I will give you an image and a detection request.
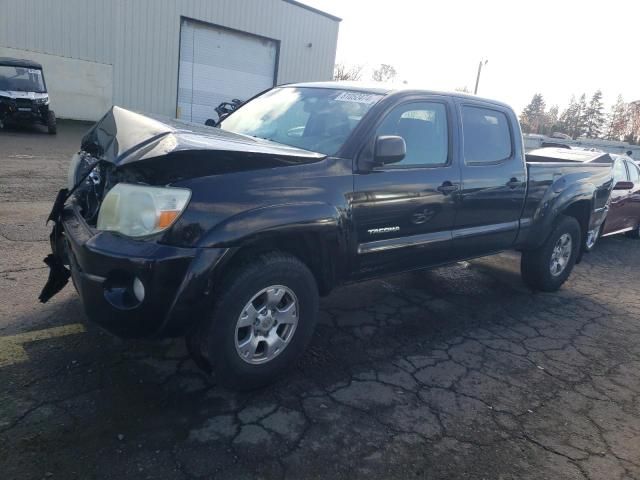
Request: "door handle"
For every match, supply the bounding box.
[506,178,522,189]
[437,181,458,195]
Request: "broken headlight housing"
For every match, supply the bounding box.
[97,183,191,237]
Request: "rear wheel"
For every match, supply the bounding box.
[521,215,581,292]
[189,252,319,390]
[47,110,57,135]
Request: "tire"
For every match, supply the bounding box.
[47,110,57,135]
[204,118,216,127]
[521,215,581,292]
[191,252,319,390]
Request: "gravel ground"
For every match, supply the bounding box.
[1,122,640,480]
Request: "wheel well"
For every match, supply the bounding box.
[213,232,340,296]
[561,200,591,261]
[562,200,590,239]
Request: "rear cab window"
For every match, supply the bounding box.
[461,105,513,164]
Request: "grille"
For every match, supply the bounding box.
[15,98,35,110]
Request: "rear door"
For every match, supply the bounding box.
[451,101,527,257]
[351,97,461,277]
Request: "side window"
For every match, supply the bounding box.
[626,161,639,183]
[461,106,512,164]
[613,160,628,183]
[375,102,448,167]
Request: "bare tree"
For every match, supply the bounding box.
[371,64,397,83]
[333,63,363,81]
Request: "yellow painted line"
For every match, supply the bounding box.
[0,323,86,368]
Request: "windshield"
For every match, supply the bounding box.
[0,65,46,93]
[219,87,384,155]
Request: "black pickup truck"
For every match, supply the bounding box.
[41,83,614,389]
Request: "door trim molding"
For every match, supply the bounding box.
[357,220,520,255]
[601,226,634,237]
[358,231,451,254]
[451,220,519,239]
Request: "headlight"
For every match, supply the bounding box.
[97,183,191,237]
[34,97,49,105]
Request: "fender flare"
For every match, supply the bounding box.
[525,182,597,251]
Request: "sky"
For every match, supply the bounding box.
[304,0,640,114]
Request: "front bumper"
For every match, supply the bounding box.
[0,100,47,124]
[42,201,227,338]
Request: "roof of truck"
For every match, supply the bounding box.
[285,81,513,109]
[0,57,43,69]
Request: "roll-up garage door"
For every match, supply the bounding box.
[177,19,278,124]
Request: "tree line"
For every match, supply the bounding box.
[520,92,640,144]
[334,63,398,83]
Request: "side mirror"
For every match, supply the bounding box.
[374,135,406,166]
[613,180,634,191]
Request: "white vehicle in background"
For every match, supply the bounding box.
[0,57,56,134]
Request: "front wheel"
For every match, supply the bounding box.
[521,215,581,292]
[191,252,319,390]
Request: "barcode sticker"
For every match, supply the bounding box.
[334,92,382,105]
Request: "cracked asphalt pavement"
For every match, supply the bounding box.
[1,123,640,480]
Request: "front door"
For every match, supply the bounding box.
[351,98,461,277]
[452,102,527,257]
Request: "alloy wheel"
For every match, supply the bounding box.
[234,285,299,365]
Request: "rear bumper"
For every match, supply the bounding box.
[52,205,227,338]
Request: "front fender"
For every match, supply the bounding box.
[197,202,344,247]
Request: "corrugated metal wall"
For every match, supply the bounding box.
[0,0,339,119]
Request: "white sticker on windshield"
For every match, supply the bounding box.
[334,92,382,105]
[28,69,39,74]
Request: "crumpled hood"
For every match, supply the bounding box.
[80,106,326,167]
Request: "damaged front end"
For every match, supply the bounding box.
[38,105,324,338]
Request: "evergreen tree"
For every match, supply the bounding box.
[604,95,628,141]
[583,90,605,138]
[519,93,546,133]
[559,96,580,138]
[574,94,588,139]
[545,105,560,136]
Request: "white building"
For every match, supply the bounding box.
[0,0,340,122]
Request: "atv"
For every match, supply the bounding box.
[0,57,56,134]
